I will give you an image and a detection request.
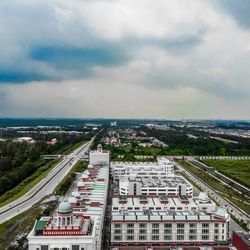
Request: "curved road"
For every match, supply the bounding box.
[0,139,93,224]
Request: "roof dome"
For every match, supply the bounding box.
[58,201,72,213]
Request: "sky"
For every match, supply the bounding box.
[0,0,250,119]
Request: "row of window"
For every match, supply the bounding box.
[114,223,223,229]
[113,234,223,241]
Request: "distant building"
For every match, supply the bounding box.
[14,137,36,144]
[232,231,250,250]
[110,121,117,126]
[89,144,110,166]
[46,138,57,145]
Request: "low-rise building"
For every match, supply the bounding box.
[111,157,174,181]
[119,175,193,197]
[111,208,230,248]
[89,144,110,166]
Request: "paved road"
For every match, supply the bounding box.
[175,161,249,233]
[0,139,93,224]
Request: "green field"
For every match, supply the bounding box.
[201,159,250,188]
[177,160,250,214]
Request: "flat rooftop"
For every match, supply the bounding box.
[121,175,191,188]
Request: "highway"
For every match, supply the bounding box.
[0,139,93,224]
[175,161,249,233]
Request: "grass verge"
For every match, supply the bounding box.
[54,160,87,196]
[63,141,86,155]
[177,160,250,215]
[0,159,59,208]
[0,200,57,250]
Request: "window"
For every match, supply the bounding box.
[139,229,147,234]
[152,229,159,234]
[214,229,219,234]
[72,246,79,250]
[164,235,172,240]
[189,235,197,240]
[127,229,134,234]
[152,223,159,228]
[202,229,209,234]
[189,229,196,234]
[152,235,159,240]
[127,223,134,228]
[177,223,184,228]
[139,223,146,228]
[164,229,172,234]
[164,223,172,228]
[189,223,197,228]
[202,235,209,240]
[177,235,184,240]
[127,235,134,240]
[139,235,147,240]
[202,223,209,228]
[177,229,184,234]
[114,223,122,228]
[214,235,219,240]
[114,229,122,234]
[214,223,219,228]
[114,235,122,241]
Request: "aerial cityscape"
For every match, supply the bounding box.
[0,0,250,250]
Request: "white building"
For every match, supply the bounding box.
[111,157,174,181]
[119,175,193,197]
[111,208,230,248]
[110,157,231,249]
[28,161,109,250]
[89,144,110,166]
[112,192,216,213]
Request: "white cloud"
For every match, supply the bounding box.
[0,0,250,118]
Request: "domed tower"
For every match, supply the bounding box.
[97,144,103,152]
[57,201,73,226]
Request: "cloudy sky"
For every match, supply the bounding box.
[0,0,250,119]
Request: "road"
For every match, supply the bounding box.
[175,161,249,233]
[0,139,93,224]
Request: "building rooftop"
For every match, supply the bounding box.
[121,175,191,188]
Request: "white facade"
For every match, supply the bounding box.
[111,208,230,245]
[111,157,174,180]
[119,175,193,196]
[89,146,110,166]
